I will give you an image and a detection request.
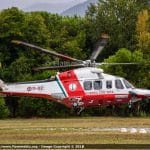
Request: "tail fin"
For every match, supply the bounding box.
[0,79,5,91]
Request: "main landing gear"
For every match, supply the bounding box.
[72,106,85,116]
[71,98,85,115]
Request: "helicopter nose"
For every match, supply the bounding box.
[131,88,150,99]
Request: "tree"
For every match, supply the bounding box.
[23,12,50,45]
[0,7,25,66]
[0,97,10,118]
[85,0,147,59]
[136,9,150,88]
[18,98,71,118]
[47,16,87,60]
[102,48,145,87]
[136,0,150,9]
[136,9,150,59]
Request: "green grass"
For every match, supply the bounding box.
[0,117,149,144]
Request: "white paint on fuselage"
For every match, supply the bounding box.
[4,80,63,96]
[132,88,150,96]
[74,67,131,96]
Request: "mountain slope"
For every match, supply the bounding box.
[23,0,85,14]
[61,0,98,16]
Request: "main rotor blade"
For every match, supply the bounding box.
[12,40,82,62]
[90,34,109,61]
[33,64,85,71]
[96,62,138,66]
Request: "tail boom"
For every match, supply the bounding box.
[0,79,65,100]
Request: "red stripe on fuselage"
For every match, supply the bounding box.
[58,70,85,97]
[82,94,131,107]
[0,91,54,100]
[0,91,72,108]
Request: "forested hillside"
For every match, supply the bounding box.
[0,0,149,118]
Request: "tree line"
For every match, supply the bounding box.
[0,0,149,118]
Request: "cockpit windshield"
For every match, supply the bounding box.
[123,79,134,89]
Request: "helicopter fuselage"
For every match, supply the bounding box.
[0,67,150,111]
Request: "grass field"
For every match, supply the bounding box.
[0,117,150,144]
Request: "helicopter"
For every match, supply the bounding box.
[0,35,150,114]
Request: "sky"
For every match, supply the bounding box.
[0,0,87,11]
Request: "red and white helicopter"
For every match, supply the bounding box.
[0,35,150,114]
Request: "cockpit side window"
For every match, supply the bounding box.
[94,81,102,90]
[115,79,124,89]
[123,79,133,88]
[106,80,112,89]
[84,81,92,90]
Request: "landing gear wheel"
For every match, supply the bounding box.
[72,107,85,116]
[132,101,140,116]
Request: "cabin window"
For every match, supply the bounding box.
[106,80,112,89]
[115,79,124,89]
[94,81,102,90]
[84,81,92,90]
